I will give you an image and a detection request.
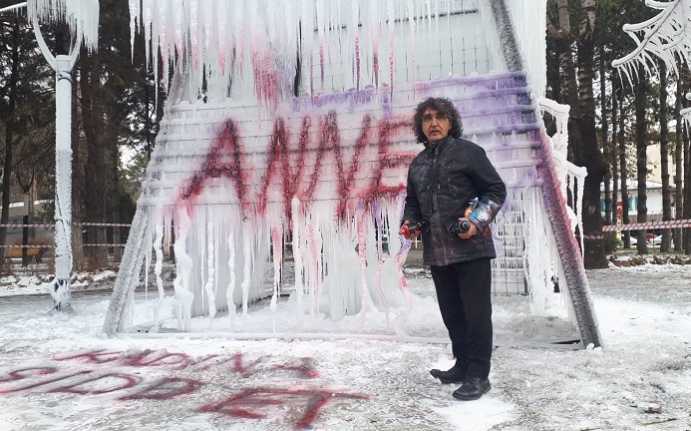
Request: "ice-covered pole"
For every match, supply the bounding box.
[26,0,100,311]
[51,55,74,310]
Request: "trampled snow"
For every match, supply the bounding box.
[1,265,690,430]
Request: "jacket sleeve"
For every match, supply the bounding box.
[402,166,422,225]
[466,146,507,231]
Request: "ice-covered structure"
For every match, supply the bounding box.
[613,0,691,120]
[612,0,690,80]
[104,0,600,347]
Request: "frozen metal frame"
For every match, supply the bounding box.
[613,0,690,82]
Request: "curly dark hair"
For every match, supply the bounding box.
[412,97,463,144]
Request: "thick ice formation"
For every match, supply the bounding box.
[28,0,100,51]
[613,0,691,82]
[105,0,599,346]
[127,0,547,103]
[105,72,583,335]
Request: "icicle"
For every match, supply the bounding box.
[356,203,374,314]
[30,0,100,52]
[144,226,151,303]
[391,194,413,306]
[387,0,395,92]
[407,0,417,81]
[314,221,324,316]
[199,209,207,310]
[240,220,252,315]
[129,0,140,61]
[352,1,360,89]
[270,225,283,313]
[204,217,217,322]
[161,0,174,92]
[371,200,389,323]
[304,213,321,315]
[291,197,304,314]
[151,0,160,109]
[153,222,165,331]
[173,210,194,331]
[143,0,152,72]
[226,229,237,324]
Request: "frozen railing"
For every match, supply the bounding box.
[538,98,587,256]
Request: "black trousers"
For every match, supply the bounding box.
[431,258,493,380]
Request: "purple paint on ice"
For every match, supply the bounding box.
[291,85,391,113]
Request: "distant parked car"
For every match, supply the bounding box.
[629,234,665,247]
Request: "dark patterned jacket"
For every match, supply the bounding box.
[402,136,507,266]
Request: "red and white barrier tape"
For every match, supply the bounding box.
[602,219,691,232]
[0,244,52,249]
[0,222,131,229]
[0,243,126,249]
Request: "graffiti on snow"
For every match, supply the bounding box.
[0,349,367,429]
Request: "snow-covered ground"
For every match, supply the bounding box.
[0,270,117,297]
[0,265,690,430]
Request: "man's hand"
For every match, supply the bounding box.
[400,220,421,239]
[456,219,478,240]
[457,207,477,240]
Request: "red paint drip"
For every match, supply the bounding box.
[355,35,361,89]
[389,47,395,95]
[258,117,312,219]
[361,119,415,205]
[177,120,250,218]
[337,115,372,217]
[303,112,344,204]
[252,50,280,108]
[373,50,379,87]
[319,44,326,88]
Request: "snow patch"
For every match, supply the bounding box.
[0,270,117,297]
[434,397,516,431]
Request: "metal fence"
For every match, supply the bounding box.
[0,221,130,275]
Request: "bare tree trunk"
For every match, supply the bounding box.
[674,70,684,252]
[72,68,84,270]
[79,56,107,268]
[635,67,648,255]
[685,114,691,254]
[577,0,607,268]
[0,16,21,263]
[619,92,630,248]
[611,82,619,227]
[659,62,672,252]
[600,46,611,228]
[546,32,562,102]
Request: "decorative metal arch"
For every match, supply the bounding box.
[613,0,691,82]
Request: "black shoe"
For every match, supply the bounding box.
[430,362,466,384]
[452,378,491,401]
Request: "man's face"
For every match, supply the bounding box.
[421,108,452,142]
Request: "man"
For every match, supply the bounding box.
[401,97,506,401]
